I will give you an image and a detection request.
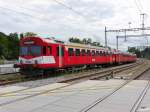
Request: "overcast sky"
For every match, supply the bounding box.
[0,0,150,51]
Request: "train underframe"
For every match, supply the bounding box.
[19,61,134,76]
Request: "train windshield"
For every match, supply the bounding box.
[20,46,41,56]
[20,46,28,56]
[30,46,41,56]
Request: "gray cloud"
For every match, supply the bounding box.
[0,0,150,51]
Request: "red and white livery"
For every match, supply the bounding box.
[16,36,137,75]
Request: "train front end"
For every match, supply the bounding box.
[16,36,56,75]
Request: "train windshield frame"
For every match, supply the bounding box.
[20,46,41,56]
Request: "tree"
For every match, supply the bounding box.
[68,37,103,47]
[91,42,102,47]
[24,32,37,37]
[141,48,150,59]
[7,33,19,59]
[128,47,137,53]
[69,37,81,44]
[0,32,9,59]
[69,37,74,43]
[82,38,87,44]
[128,47,141,58]
[87,38,92,44]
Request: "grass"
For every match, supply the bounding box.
[0,60,4,64]
[0,73,24,82]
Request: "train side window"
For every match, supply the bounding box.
[68,48,74,56]
[107,52,109,56]
[106,52,109,56]
[103,51,105,56]
[43,46,46,55]
[87,50,90,56]
[92,50,95,56]
[107,52,109,55]
[56,46,64,56]
[75,49,80,56]
[103,52,106,56]
[96,51,99,56]
[100,51,102,56]
[110,52,112,56]
[48,46,52,54]
[81,49,86,56]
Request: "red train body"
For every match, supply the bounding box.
[16,36,137,75]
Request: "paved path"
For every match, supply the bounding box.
[0,79,149,112]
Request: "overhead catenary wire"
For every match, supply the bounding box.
[0,6,36,19]
[134,0,143,13]
[0,1,105,46]
[0,6,57,23]
[52,0,85,18]
[51,0,105,44]
[52,0,102,24]
[136,0,144,12]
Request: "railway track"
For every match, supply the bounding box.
[60,61,145,83]
[0,62,142,86]
[0,61,148,107]
[130,68,150,112]
[130,81,150,112]
[79,64,150,112]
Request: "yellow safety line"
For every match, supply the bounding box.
[0,85,120,97]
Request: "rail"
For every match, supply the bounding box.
[79,64,150,112]
[0,62,146,107]
[60,62,142,83]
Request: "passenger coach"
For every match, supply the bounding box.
[16,36,137,75]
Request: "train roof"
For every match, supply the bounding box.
[21,36,136,55]
[64,42,108,50]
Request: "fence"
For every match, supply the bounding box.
[0,64,19,74]
[0,60,17,65]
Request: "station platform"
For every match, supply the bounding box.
[0,79,149,112]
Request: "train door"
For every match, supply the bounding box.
[112,53,116,64]
[109,52,113,64]
[81,49,87,65]
[87,49,91,65]
[106,51,109,64]
[67,47,74,66]
[115,53,119,64]
[56,45,64,68]
[75,49,80,65]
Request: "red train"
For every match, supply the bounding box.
[16,36,137,75]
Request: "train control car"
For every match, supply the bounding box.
[15,36,137,75]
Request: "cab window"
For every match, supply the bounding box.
[30,46,41,56]
[20,46,28,56]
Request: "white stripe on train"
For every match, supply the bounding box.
[19,56,56,64]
